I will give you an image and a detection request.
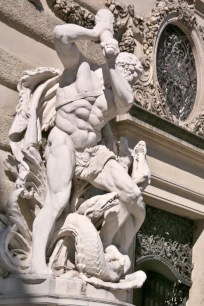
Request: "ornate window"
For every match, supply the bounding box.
[134,206,193,306]
[135,206,193,286]
[156,24,197,121]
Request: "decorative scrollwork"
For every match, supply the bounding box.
[136,206,193,286]
[106,0,131,31]
[182,110,204,137]
[143,0,197,59]
[119,26,135,53]
[157,24,197,121]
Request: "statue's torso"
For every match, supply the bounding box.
[55,62,114,151]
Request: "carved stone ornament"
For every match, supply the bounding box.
[157,24,197,121]
[136,206,193,287]
[2,9,151,294]
[105,0,144,53]
[133,0,204,136]
[47,0,95,28]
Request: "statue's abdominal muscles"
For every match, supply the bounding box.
[55,65,113,151]
[56,94,114,151]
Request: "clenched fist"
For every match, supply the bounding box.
[101,38,120,58]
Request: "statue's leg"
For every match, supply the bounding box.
[28,127,75,275]
[92,159,145,255]
[116,195,146,252]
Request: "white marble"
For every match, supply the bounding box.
[2,8,150,294]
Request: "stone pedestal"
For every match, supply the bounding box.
[0,276,133,306]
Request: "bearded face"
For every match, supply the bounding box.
[116,52,143,85]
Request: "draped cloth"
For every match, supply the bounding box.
[9,67,61,163]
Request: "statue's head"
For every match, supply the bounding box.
[95,9,114,28]
[116,52,143,85]
[133,141,147,155]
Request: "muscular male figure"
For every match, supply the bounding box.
[29,9,145,275]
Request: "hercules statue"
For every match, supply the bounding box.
[27,9,145,275]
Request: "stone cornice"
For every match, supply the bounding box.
[146,173,204,218]
[0,0,64,48]
[144,185,204,220]
[114,111,204,219]
[151,173,204,204]
[0,47,34,90]
[117,107,204,157]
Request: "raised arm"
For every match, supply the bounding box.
[53,9,114,69]
[107,53,134,115]
[53,24,98,69]
[53,24,100,45]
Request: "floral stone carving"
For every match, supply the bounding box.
[2,9,151,291]
[136,206,193,286]
[105,0,144,53]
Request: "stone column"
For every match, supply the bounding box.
[188,220,204,306]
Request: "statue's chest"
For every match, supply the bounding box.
[76,69,103,95]
[56,66,104,110]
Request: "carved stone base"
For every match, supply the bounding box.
[0,276,132,306]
